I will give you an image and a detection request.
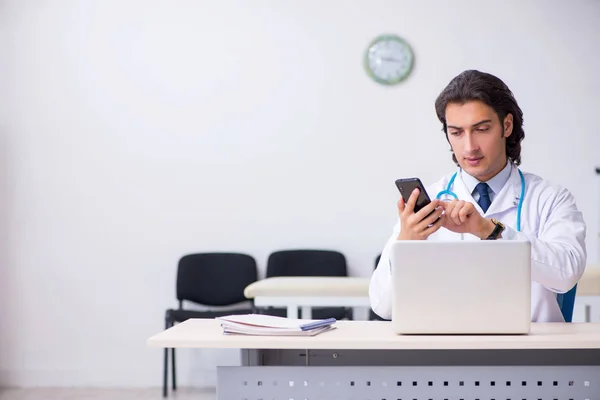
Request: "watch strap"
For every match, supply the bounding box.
[485,218,505,240]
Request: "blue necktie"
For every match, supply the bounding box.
[475,182,491,213]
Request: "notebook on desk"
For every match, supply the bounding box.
[390,240,531,335]
[217,314,337,336]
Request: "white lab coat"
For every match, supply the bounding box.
[369,164,587,322]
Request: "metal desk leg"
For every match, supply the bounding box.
[286,305,299,319]
[301,306,312,319]
[586,304,591,322]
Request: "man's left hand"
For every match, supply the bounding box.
[439,200,495,239]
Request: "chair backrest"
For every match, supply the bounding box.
[556,284,577,323]
[176,253,258,306]
[375,254,381,269]
[266,250,347,277]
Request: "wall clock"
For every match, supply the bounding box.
[364,34,414,85]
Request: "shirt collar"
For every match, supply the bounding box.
[461,160,512,196]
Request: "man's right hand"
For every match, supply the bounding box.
[397,188,445,240]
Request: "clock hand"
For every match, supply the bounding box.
[380,57,404,63]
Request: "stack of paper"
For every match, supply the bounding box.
[216,314,336,336]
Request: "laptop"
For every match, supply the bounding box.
[390,240,531,335]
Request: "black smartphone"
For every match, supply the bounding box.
[395,178,432,213]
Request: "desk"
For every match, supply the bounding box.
[245,269,600,321]
[579,267,600,296]
[577,267,600,322]
[244,277,370,319]
[148,319,600,399]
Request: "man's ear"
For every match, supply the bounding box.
[503,113,514,138]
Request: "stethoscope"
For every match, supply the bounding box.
[435,168,526,232]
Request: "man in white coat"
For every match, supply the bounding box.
[369,70,586,323]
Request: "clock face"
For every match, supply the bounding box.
[364,35,414,85]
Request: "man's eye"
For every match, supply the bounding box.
[476,127,489,132]
[449,131,461,136]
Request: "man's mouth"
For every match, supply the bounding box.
[465,157,483,166]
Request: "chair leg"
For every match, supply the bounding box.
[163,347,168,397]
[172,348,177,391]
[163,315,171,397]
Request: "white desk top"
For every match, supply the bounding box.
[242,267,600,299]
[147,319,600,350]
[244,277,369,299]
[579,266,600,296]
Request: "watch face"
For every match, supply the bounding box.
[491,218,505,229]
[364,34,414,85]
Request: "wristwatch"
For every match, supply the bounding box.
[485,218,505,240]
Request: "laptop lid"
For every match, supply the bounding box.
[390,240,531,334]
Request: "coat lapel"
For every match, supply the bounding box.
[452,164,521,216]
[452,171,483,213]
[485,164,522,216]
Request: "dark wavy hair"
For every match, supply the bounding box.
[434,70,525,166]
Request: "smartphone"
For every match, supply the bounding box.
[395,178,432,213]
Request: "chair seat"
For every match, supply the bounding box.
[369,309,389,321]
[167,307,253,323]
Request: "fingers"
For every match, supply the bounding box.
[439,200,453,215]
[421,204,444,227]
[450,200,465,226]
[439,200,478,231]
[440,201,457,225]
[458,202,474,223]
[422,213,445,236]
[404,188,419,214]
[439,200,471,226]
[414,199,440,222]
[397,197,405,214]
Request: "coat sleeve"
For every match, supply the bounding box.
[369,220,400,320]
[501,186,587,293]
[369,180,447,319]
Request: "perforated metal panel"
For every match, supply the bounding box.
[217,366,599,399]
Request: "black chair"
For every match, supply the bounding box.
[261,249,353,320]
[370,253,388,321]
[163,253,258,397]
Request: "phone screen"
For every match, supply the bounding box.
[395,178,431,213]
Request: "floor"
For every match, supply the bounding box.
[0,388,217,400]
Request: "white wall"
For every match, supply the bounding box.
[1,0,599,388]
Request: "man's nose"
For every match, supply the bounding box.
[464,132,479,153]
